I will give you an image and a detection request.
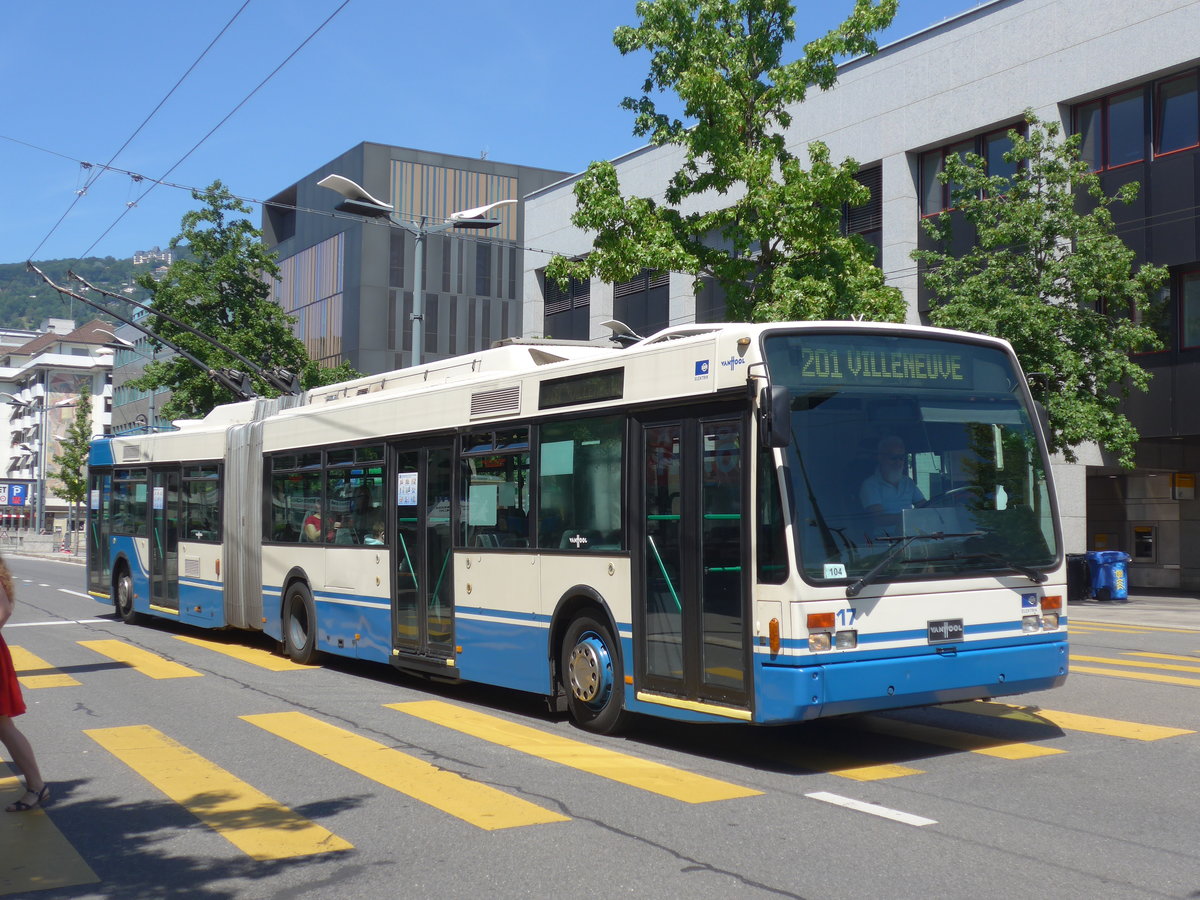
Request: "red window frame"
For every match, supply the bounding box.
[1073,87,1146,172]
[1153,71,1200,159]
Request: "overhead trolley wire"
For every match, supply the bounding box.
[25,0,254,262]
[75,0,351,260]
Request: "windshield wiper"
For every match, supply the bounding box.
[845,531,983,598]
[972,552,1048,584]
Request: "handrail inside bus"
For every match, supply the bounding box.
[647,535,682,613]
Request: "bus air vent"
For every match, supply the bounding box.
[184,557,201,578]
[470,386,521,418]
[121,445,141,462]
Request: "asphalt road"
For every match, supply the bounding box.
[2,555,1198,900]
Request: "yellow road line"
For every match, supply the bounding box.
[388,700,761,802]
[1071,664,1200,688]
[77,640,202,679]
[0,765,98,896]
[173,634,318,671]
[84,725,350,860]
[1073,654,1200,674]
[1125,651,1200,662]
[1071,620,1200,634]
[8,646,80,688]
[944,700,1194,740]
[243,711,567,831]
[860,715,1064,760]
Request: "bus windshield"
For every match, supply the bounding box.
[763,332,1058,586]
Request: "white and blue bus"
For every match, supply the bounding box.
[86,321,1067,733]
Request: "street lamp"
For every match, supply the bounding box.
[317,174,516,366]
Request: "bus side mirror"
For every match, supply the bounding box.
[759,385,792,448]
[1033,400,1051,443]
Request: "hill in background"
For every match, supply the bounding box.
[0,250,198,331]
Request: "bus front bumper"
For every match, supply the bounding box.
[753,638,1069,724]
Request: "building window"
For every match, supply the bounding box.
[1180,270,1200,349]
[919,129,1018,216]
[1155,71,1199,157]
[1074,86,1148,171]
[843,165,882,255]
[542,269,590,340]
[613,269,669,338]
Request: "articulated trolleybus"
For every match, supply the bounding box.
[86,322,1066,733]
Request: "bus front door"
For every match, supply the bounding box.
[391,443,455,665]
[149,468,180,613]
[638,413,750,712]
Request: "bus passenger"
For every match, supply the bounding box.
[302,503,324,542]
[364,521,385,545]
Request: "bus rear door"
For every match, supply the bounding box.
[636,408,751,715]
[390,440,456,667]
[149,466,180,613]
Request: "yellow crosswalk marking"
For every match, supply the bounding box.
[1073,653,1200,675]
[388,700,761,802]
[1071,664,1200,688]
[8,646,80,688]
[85,725,350,860]
[944,700,1194,740]
[787,751,923,781]
[243,711,568,831]
[173,634,318,671]
[78,640,202,679]
[860,715,1064,759]
[0,766,98,896]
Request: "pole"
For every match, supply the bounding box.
[411,218,427,367]
[35,375,46,534]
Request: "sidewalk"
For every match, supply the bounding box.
[1070,590,1200,630]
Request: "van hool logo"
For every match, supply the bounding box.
[720,356,746,369]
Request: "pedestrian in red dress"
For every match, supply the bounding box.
[0,554,49,812]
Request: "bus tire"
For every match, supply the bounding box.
[561,613,629,735]
[115,567,143,625]
[283,583,319,664]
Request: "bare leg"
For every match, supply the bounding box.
[0,715,44,807]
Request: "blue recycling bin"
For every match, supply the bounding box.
[1085,550,1131,602]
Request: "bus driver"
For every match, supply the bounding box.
[860,435,925,516]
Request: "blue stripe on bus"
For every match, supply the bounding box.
[753,637,1068,724]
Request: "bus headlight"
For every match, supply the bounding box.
[1022,615,1040,633]
[809,632,832,652]
[835,630,857,650]
[1041,613,1059,630]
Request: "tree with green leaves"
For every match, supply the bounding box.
[130,180,359,420]
[51,384,92,552]
[912,112,1168,468]
[547,0,905,324]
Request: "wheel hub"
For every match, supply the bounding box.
[568,633,612,707]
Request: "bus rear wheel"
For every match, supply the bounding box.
[283,583,318,664]
[561,613,628,735]
[115,568,142,625]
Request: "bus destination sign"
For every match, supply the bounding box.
[795,345,971,389]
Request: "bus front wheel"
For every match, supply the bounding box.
[561,613,628,735]
[115,568,142,625]
[283,583,318,664]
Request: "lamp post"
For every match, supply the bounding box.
[317,174,515,367]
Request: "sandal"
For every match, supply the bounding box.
[6,784,50,812]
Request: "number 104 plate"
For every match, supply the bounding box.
[928,619,964,643]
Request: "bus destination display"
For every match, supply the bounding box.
[793,344,971,389]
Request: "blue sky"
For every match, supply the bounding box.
[0,0,979,266]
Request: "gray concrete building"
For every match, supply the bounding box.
[522,0,1200,590]
[264,143,568,374]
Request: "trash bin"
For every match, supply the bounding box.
[1085,550,1131,603]
[1065,553,1090,603]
